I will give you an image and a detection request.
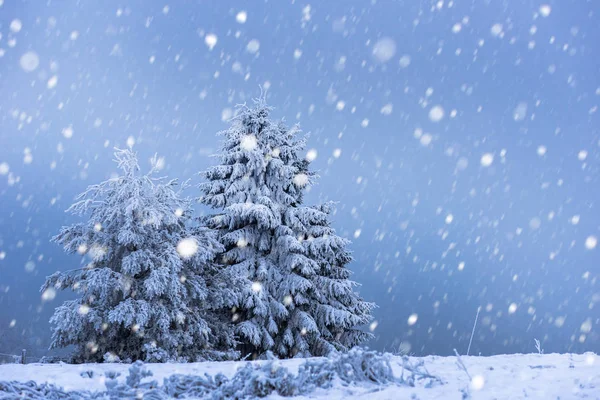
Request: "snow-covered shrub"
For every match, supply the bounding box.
[105,360,162,399]
[162,372,222,398]
[0,348,442,399]
[79,370,94,379]
[397,356,442,388]
[298,347,398,389]
[0,381,77,400]
[42,149,236,363]
[166,348,412,398]
[219,362,299,398]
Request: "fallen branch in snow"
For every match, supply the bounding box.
[0,348,443,399]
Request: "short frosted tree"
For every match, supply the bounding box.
[42,149,235,362]
[199,97,373,358]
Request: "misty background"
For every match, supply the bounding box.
[0,0,598,359]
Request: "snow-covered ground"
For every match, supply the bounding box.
[0,352,598,399]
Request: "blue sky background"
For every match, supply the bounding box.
[0,0,599,358]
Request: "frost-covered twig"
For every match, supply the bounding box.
[534,338,543,354]
[454,349,472,399]
[453,349,472,380]
[467,307,480,356]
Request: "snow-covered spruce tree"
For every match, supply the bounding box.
[42,149,236,362]
[199,98,373,358]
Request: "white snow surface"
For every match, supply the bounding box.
[1,352,598,399]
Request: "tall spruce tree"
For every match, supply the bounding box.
[42,149,235,362]
[199,98,373,358]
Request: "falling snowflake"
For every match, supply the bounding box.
[456,157,469,170]
[47,75,58,89]
[293,173,309,187]
[372,37,396,63]
[177,238,198,259]
[407,313,418,325]
[78,304,90,315]
[246,39,260,54]
[380,103,393,115]
[240,135,258,151]
[539,4,552,17]
[306,149,318,162]
[10,19,22,33]
[62,126,74,139]
[420,133,433,147]
[204,33,218,50]
[529,217,541,230]
[221,108,233,121]
[429,105,445,122]
[537,145,547,156]
[41,288,56,302]
[236,11,247,24]
[251,281,262,292]
[513,102,528,121]
[585,236,597,250]
[580,319,592,333]
[20,51,39,72]
[490,23,503,37]
[471,375,485,390]
[480,153,494,167]
[369,321,378,331]
[398,54,411,68]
